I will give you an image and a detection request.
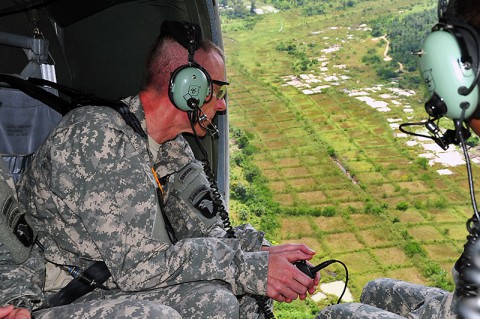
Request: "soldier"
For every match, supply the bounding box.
[17,20,319,319]
[0,157,182,319]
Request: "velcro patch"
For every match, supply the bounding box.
[189,185,216,219]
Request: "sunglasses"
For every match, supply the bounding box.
[212,79,229,100]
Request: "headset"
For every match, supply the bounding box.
[417,0,480,121]
[401,0,480,149]
[163,21,213,112]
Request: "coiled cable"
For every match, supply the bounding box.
[189,111,276,318]
[452,120,480,318]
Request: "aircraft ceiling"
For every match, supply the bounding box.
[0,0,222,99]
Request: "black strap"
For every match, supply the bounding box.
[0,74,75,115]
[48,261,111,307]
[0,74,147,139]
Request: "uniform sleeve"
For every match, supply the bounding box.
[24,113,269,296]
[164,160,269,252]
[0,244,45,310]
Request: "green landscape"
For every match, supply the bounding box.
[220,0,480,317]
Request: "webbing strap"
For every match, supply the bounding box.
[0,74,74,115]
[0,74,147,138]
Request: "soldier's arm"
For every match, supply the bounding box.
[22,114,270,296]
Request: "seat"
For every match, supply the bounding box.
[0,85,61,183]
[0,30,61,183]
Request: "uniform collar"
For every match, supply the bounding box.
[154,135,196,177]
[122,95,148,136]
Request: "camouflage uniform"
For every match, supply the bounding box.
[33,299,182,319]
[0,157,182,318]
[19,95,270,319]
[0,157,45,312]
[2,238,183,319]
[316,278,457,319]
[0,235,45,312]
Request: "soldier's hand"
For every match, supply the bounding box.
[262,243,315,257]
[0,305,31,319]
[264,244,317,303]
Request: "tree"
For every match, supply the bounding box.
[250,0,256,14]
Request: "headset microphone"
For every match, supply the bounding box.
[198,109,219,136]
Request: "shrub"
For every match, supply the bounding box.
[322,206,337,217]
[231,182,248,201]
[396,201,409,211]
[404,241,426,258]
[415,157,429,170]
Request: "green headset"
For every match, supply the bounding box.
[417,0,480,120]
[163,21,213,112]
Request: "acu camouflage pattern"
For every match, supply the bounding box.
[0,157,44,311]
[33,298,182,319]
[316,278,457,319]
[0,224,45,312]
[18,94,270,317]
[155,127,270,251]
[0,239,183,319]
[1,143,181,318]
[71,279,257,319]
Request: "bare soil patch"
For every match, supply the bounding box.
[297,190,328,204]
[408,225,444,242]
[324,233,364,252]
[313,216,347,232]
[372,247,409,266]
[358,229,392,247]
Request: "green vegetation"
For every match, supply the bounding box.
[276,41,319,72]
[222,0,471,317]
[230,126,281,235]
[369,8,438,88]
[371,8,438,71]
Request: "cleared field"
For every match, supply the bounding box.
[223,0,478,312]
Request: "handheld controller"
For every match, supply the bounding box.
[294,259,349,305]
[293,259,339,279]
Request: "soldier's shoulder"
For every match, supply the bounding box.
[64,106,125,129]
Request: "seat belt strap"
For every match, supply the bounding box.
[0,74,74,115]
[26,76,148,138]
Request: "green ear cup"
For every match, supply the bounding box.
[169,65,211,111]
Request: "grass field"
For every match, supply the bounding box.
[222,0,478,315]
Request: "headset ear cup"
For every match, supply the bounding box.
[169,65,211,111]
[418,25,479,119]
